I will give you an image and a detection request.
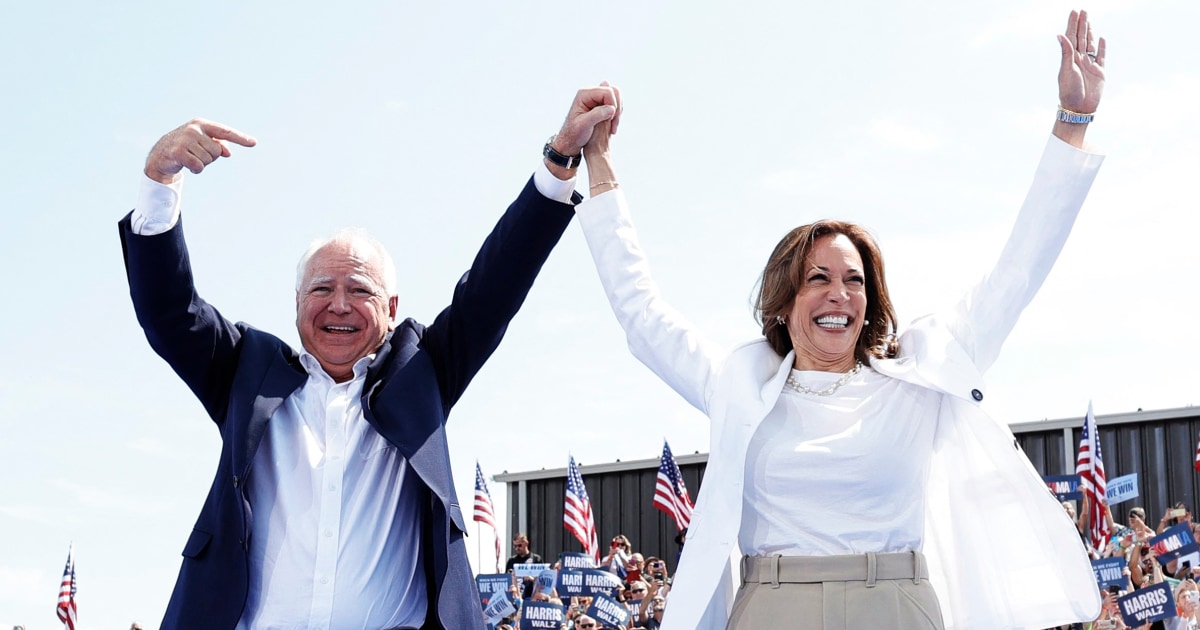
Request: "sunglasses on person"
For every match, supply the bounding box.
[578,624,596,629]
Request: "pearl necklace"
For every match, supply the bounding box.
[784,361,864,396]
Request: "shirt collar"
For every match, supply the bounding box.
[298,351,375,383]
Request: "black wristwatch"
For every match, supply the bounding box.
[543,135,582,170]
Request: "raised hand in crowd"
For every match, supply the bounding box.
[1128,512,1154,541]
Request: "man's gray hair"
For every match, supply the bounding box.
[295,228,398,296]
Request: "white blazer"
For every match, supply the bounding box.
[575,136,1105,630]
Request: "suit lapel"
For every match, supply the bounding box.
[235,350,306,479]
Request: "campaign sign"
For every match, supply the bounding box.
[556,568,623,597]
[476,573,511,607]
[534,569,557,597]
[1106,473,1139,505]
[1044,474,1082,501]
[513,562,551,579]
[520,602,566,630]
[1118,581,1176,626]
[1092,557,1129,591]
[484,590,517,623]
[1150,523,1199,566]
[586,593,632,629]
[560,552,598,569]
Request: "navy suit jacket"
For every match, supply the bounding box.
[119,177,576,630]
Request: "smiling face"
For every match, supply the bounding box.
[296,240,398,382]
[786,233,867,372]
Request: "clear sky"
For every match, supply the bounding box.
[2,0,1198,627]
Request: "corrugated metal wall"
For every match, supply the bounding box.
[498,407,1200,573]
[1017,409,1200,523]
[498,461,705,574]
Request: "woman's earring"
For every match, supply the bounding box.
[775,315,786,326]
[864,320,870,326]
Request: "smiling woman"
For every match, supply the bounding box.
[567,9,1108,630]
[756,220,898,374]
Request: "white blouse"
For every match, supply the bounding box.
[739,366,942,557]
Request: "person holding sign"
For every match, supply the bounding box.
[569,9,1106,630]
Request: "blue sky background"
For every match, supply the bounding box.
[2,0,1198,627]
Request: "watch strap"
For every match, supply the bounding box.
[543,135,583,169]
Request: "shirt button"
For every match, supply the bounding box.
[328,484,337,491]
[971,389,983,401]
[325,529,333,537]
[320,577,328,585]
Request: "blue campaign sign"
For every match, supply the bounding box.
[513,562,551,579]
[556,568,623,597]
[1091,557,1129,590]
[586,593,632,629]
[1118,581,1175,626]
[560,552,597,569]
[579,568,622,596]
[476,573,511,608]
[484,590,517,623]
[1150,523,1200,566]
[1106,473,1139,505]
[520,602,566,630]
[556,569,586,597]
[534,569,557,597]
[1043,474,1082,501]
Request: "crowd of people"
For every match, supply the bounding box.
[489,534,674,629]
[1049,501,1200,630]
[484,500,1200,630]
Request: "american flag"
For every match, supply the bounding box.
[473,462,501,571]
[564,455,599,562]
[1075,402,1110,554]
[653,440,694,531]
[1194,433,1200,473]
[56,544,77,630]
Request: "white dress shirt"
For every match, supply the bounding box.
[740,367,939,557]
[131,160,576,629]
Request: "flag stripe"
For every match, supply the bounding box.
[473,462,502,571]
[653,441,694,531]
[564,455,599,562]
[1075,402,1110,555]
[57,544,77,630]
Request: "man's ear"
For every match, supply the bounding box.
[388,295,399,329]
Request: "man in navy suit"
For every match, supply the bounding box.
[120,84,622,630]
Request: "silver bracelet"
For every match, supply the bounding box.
[1057,106,1095,124]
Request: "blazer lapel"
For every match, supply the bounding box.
[235,350,306,479]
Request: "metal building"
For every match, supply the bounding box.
[1014,405,1200,522]
[494,406,1200,571]
[494,452,707,573]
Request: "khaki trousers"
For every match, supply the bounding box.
[726,552,945,630]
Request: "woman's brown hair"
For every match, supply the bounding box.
[754,220,899,362]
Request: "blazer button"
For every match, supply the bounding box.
[971,389,983,402]
[233,476,240,488]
